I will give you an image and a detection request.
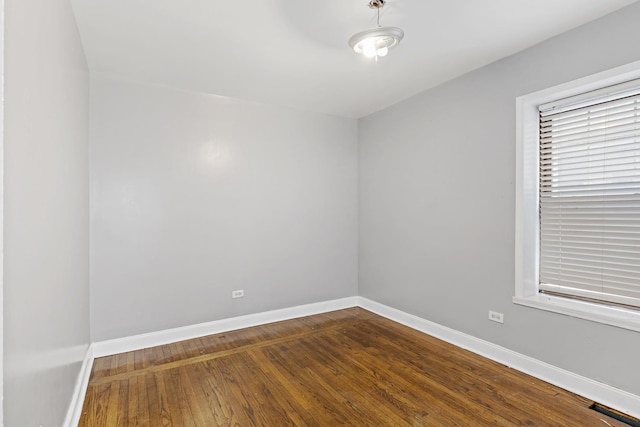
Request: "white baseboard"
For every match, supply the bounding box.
[357,296,640,420]
[63,344,94,427]
[93,297,359,358]
[81,295,640,422]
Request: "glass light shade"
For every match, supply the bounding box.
[362,39,378,58]
[348,27,404,58]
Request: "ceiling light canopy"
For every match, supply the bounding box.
[349,0,404,60]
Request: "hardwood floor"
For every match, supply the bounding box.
[79,308,627,426]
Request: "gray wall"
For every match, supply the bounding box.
[3,0,90,425]
[90,74,358,341]
[359,2,640,395]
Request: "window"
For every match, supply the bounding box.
[515,61,640,332]
[539,80,640,308]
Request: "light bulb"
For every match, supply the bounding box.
[361,39,377,58]
[376,46,388,57]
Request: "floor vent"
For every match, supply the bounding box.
[590,403,640,427]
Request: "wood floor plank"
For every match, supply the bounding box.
[197,360,241,425]
[79,308,629,426]
[89,320,368,387]
[300,334,482,426]
[144,373,163,427]
[357,320,586,425]
[290,337,423,425]
[312,332,511,426]
[131,375,150,427]
[353,317,603,426]
[155,370,177,426]
[246,349,321,426]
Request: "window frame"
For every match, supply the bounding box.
[514,60,640,332]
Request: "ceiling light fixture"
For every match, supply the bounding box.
[348,0,404,60]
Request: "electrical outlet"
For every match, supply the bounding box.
[231,289,244,299]
[489,310,504,324]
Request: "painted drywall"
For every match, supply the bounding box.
[90,74,358,341]
[3,0,90,425]
[358,2,640,395]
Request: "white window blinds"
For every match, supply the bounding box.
[538,80,640,309]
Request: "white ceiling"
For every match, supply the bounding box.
[71,0,637,118]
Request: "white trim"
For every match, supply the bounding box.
[513,295,640,333]
[358,297,640,420]
[518,59,640,110]
[539,77,640,114]
[93,297,359,357]
[515,59,640,332]
[80,296,640,422]
[63,344,94,427]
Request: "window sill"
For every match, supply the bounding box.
[513,294,640,333]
